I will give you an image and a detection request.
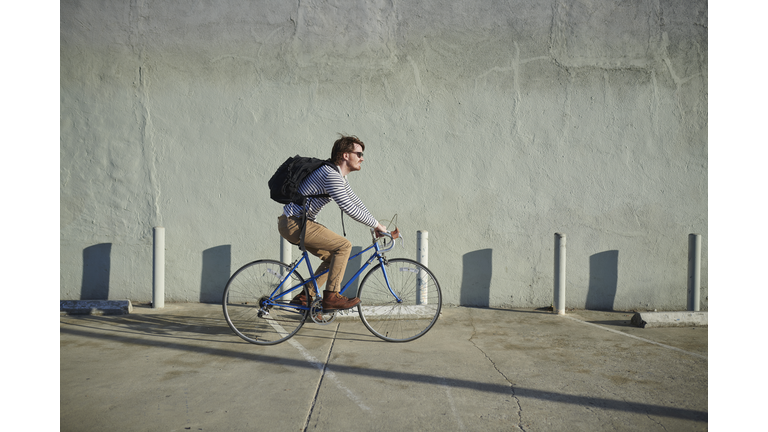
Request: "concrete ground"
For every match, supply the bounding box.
[60,304,707,431]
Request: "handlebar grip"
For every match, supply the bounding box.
[390,227,400,239]
[375,227,400,239]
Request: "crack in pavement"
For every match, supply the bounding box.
[301,327,335,432]
[299,323,370,432]
[468,309,527,432]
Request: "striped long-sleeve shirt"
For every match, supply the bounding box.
[282,164,379,228]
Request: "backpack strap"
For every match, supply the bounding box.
[297,162,347,251]
[299,197,310,252]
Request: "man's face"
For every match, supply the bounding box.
[347,144,364,172]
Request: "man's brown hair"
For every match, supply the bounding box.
[331,135,365,164]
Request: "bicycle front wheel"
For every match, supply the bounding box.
[357,258,442,342]
[222,259,308,345]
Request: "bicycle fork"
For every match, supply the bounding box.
[374,252,403,304]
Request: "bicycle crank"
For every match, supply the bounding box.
[310,298,337,325]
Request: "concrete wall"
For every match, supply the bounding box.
[60,0,708,310]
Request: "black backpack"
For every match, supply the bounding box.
[268,155,336,205]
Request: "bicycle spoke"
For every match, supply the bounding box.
[358,258,442,342]
[222,260,308,345]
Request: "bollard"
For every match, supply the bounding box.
[554,233,566,315]
[687,234,702,312]
[279,236,293,296]
[153,227,165,309]
[280,236,292,265]
[417,231,428,305]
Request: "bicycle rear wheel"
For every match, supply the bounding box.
[357,258,442,342]
[222,259,309,345]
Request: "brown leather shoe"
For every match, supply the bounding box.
[321,290,361,310]
[290,293,311,306]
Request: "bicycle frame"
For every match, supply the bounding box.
[267,237,401,310]
[222,228,441,345]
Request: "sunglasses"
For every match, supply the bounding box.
[349,151,364,158]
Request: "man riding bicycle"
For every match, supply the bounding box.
[277,135,387,311]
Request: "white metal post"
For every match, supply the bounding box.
[687,233,702,312]
[417,231,428,305]
[153,227,165,309]
[554,233,566,315]
[280,236,292,265]
[280,237,292,296]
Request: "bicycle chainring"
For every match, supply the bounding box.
[310,298,336,325]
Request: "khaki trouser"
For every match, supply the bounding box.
[277,215,352,294]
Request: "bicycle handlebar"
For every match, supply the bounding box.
[371,227,403,252]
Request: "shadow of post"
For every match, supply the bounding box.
[81,243,112,300]
[342,246,363,297]
[460,249,493,307]
[586,250,619,310]
[201,245,231,303]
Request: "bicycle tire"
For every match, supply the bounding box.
[222,259,309,345]
[357,258,442,342]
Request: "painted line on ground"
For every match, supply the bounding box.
[440,376,466,431]
[563,315,707,361]
[267,319,371,412]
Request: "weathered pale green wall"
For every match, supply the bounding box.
[60,0,707,310]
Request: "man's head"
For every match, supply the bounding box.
[331,135,365,165]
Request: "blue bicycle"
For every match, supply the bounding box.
[222,229,442,345]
